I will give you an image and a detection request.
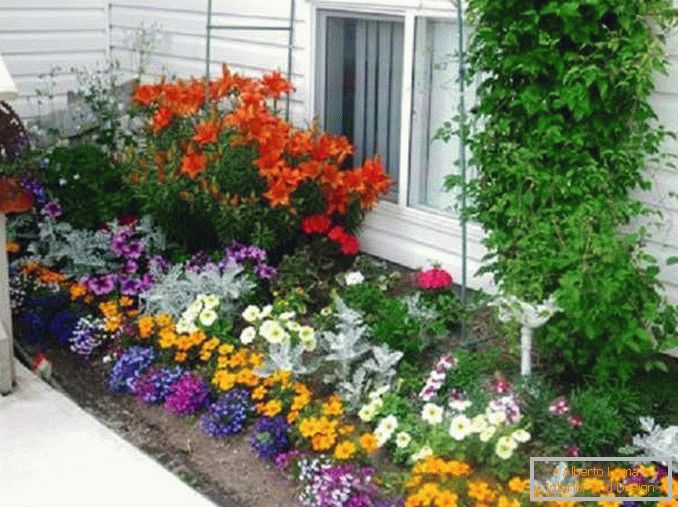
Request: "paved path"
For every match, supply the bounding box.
[0,360,217,507]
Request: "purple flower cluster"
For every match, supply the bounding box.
[21,176,48,207]
[108,346,156,393]
[487,394,522,424]
[225,241,277,280]
[200,388,252,437]
[249,416,291,459]
[163,372,210,416]
[69,317,106,357]
[131,366,183,404]
[300,463,379,507]
[419,354,456,402]
[41,201,62,219]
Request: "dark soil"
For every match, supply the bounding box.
[43,347,301,507]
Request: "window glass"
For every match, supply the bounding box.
[322,15,404,202]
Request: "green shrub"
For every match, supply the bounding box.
[42,143,136,229]
[458,0,678,380]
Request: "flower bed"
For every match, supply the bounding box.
[3,64,678,507]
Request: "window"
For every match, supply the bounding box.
[409,18,465,214]
[317,12,404,201]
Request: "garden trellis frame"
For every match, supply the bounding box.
[204,0,296,121]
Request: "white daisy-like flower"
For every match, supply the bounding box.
[259,320,288,344]
[495,435,518,460]
[448,414,473,441]
[187,299,203,316]
[487,410,507,426]
[345,271,365,286]
[395,431,412,449]
[511,429,531,443]
[320,306,332,317]
[379,415,398,433]
[286,320,302,332]
[298,326,315,342]
[449,399,472,412]
[479,425,497,442]
[421,403,444,425]
[239,326,257,344]
[199,309,218,327]
[369,385,390,400]
[375,427,392,447]
[358,404,377,422]
[301,336,317,352]
[410,445,433,462]
[260,305,273,318]
[242,305,260,323]
[279,311,296,321]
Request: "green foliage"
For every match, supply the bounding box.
[42,143,136,229]
[459,0,678,380]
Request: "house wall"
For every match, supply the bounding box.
[1,0,677,300]
[0,0,109,120]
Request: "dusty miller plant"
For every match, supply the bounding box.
[256,340,316,377]
[139,262,254,319]
[320,297,403,408]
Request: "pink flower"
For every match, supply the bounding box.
[568,415,584,428]
[565,444,580,457]
[417,268,453,290]
[492,378,512,394]
[549,396,570,415]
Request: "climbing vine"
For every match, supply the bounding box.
[458,0,678,380]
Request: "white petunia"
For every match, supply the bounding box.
[201,294,220,310]
[242,305,261,323]
[421,403,444,425]
[239,326,257,345]
[487,410,507,426]
[448,414,473,441]
[345,271,365,286]
[286,320,302,332]
[279,311,296,321]
[369,385,389,400]
[298,326,315,342]
[511,429,531,443]
[495,435,518,460]
[449,399,472,412]
[479,425,497,442]
[260,305,273,318]
[471,414,489,433]
[410,446,433,462]
[320,306,332,317]
[175,319,197,334]
[395,431,412,449]
[358,404,377,422]
[301,336,317,352]
[259,320,288,344]
[375,427,392,447]
[199,309,218,327]
[379,415,398,433]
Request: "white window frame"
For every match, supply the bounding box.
[307,0,493,292]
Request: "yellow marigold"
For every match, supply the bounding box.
[119,296,134,307]
[104,315,122,332]
[99,301,119,318]
[311,433,336,452]
[70,283,87,300]
[127,309,139,318]
[417,483,441,504]
[137,315,155,338]
[497,496,519,507]
[507,477,530,494]
[218,343,235,356]
[212,370,236,391]
[658,501,678,507]
[252,385,267,401]
[322,395,343,416]
[359,432,378,454]
[468,481,497,503]
[443,460,471,477]
[174,351,188,363]
[271,370,293,387]
[435,491,459,507]
[6,241,20,254]
[339,424,355,435]
[333,440,357,460]
[155,313,173,329]
[248,352,264,368]
[638,464,656,479]
[236,368,259,387]
[299,417,321,438]
[405,493,425,507]
[287,411,300,424]
[406,475,423,490]
[158,328,177,348]
[261,399,283,417]
[316,416,338,436]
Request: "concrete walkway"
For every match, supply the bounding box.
[0,360,217,507]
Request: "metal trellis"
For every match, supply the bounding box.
[205,0,296,121]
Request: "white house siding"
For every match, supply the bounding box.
[0,0,109,120]
[1,0,676,301]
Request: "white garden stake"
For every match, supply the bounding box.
[490,294,560,376]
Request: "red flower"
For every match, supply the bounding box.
[180,151,207,179]
[193,122,220,146]
[151,106,173,132]
[327,225,348,243]
[339,235,360,256]
[417,268,453,290]
[568,415,584,428]
[301,215,332,234]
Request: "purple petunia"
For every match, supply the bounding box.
[249,416,291,459]
[121,240,144,260]
[200,388,252,437]
[254,263,277,280]
[84,274,117,296]
[108,346,156,393]
[131,366,184,404]
[164,372,210,416]
[119,277,142,296]
[41,201,62,219]
[300,463,380,507]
